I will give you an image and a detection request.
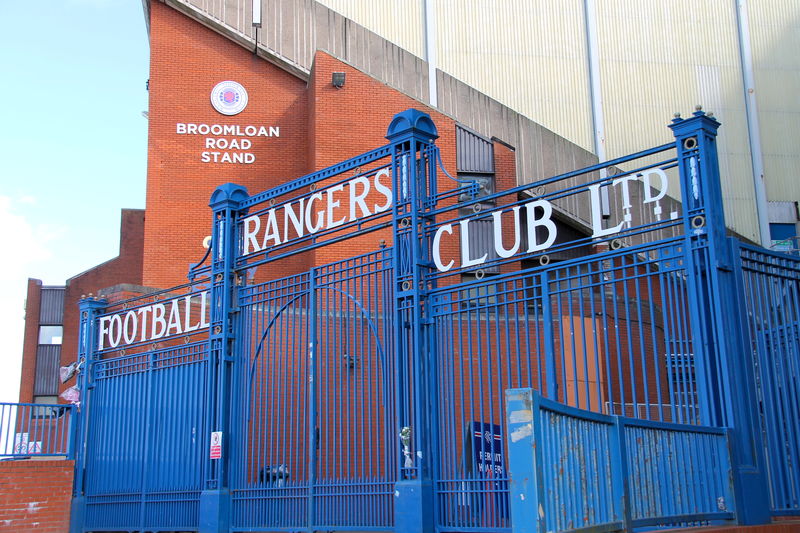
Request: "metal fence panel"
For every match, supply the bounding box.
[624,419,735,527]
[0,402,73,458]
[83,344,208,531]
[230,250,396,530]
[505,389,735,533]
[738,243,800,515]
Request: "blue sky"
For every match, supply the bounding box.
[0,0,149,402]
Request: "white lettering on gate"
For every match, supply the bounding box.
[589,169,677,238]
[240,166,676,272]
[97,291,210,350]
[432,199,559,272]
[243,169,394,256]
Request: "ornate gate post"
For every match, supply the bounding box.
[200,183,249,533]
[69,296,107,533]
[386,109,439,533]
[670,109,771,524]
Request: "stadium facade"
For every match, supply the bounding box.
[11,1,800,532]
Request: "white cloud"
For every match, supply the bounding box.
[0,196,58,403]
[17,195,37,206]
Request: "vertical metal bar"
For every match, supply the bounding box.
[541,272,557,399]
[612,416,633,531]
[671,111,772,524]
[632,261,650,419]
[69,297,106,533]
[306,270,317,530]
[643,266,665,421]
[386,110,439,532]
[587,260,604,415]
[201,183,248,532]
[137,354,151,529]
[608,258,626,415]
[598,262,614,416]
[620,257,638,416]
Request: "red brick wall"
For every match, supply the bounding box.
[18,279,43,403]
[0,460,73,532]
[307,51,460,269]
[144,2,311,288]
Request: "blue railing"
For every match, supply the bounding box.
[505,389,736,532]
[736,241,800,515]
[0,402,74,459]
[69,108,787,531]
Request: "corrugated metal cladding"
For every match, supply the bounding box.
[749,0,800,204]
[34,345,61,396]
[317,0,425,58]
[595,0,759,242]
[39,287,65,325]
[435,0,593,152]
[456,125,494,173]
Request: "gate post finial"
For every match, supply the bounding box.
[209,182,249,210]
[386,108,439,142]
[669,109,724,234]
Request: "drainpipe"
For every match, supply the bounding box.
[735,0,771,246]
[423,0,438,108]
[584,0,610,218]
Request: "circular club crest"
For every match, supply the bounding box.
[210,81,248,116]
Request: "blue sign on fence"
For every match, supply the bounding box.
[469,422,505,477]
[465,421,509,522]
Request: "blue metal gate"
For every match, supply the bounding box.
[69,108,799,532]
[75,282,210,531]
[229,250,397,530]
[737,243,800,515]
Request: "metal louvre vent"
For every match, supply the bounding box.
[456,124,494,174]
[34,345,61,396]
[39,287,65,325]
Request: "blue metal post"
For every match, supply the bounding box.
[669,109,771,524]
[540,273,558,400]
[504,388,543,533]
[611,417,633,532]
[200,183,249,533]
[69,296,107,533]
[386,109,439,533]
